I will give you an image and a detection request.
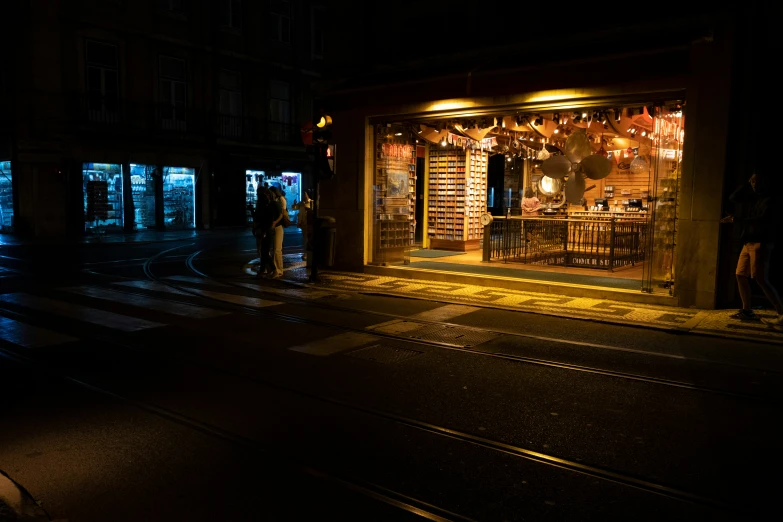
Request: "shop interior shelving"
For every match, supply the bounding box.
[0,167,13,231]
[427,147,487,251]
[373,139,416,264]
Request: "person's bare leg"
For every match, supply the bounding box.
[737,274,753,310]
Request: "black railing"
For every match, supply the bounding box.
[484,217,648,272]
[68,95,301,145]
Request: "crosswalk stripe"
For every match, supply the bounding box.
[0,316,78,348]
[409,304,481,322]
[112,281,282,309]
[0,293,164,332]
[65,286,230,319]
[288,332,379,356]
[114,280,191,295]
[235,282,332,300]
[164,275,230,287]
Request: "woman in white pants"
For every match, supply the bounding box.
[269,186,287,277]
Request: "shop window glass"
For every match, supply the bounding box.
[160,56,187,130]
[270,0,291,44]
[268,172,301,219]
[85,40,119,120]
[246,170,265,223]
[130,164,157,230]
[83,163,124,233]
[0,161,13,232]
[643,105,685,294]
[163,166,196,229]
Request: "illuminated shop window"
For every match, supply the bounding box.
[83,162,124,233]
[0,161,13,232]
[268,172,301,219]
[163,166,196,229]
[245,170,265,222]
[129,164,157,229]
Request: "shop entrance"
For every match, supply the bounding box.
[83,162,124,234]
[0,161,12,233]
[369,104,684,295]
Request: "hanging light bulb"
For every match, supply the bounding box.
[441,136,447,147]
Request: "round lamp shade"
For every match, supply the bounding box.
[538,175,563,196]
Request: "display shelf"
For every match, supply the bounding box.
[374,138,416,255]
[0,161,12,232]
[426,147,486,250]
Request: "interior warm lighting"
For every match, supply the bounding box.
[426,100,475,112]
[553,128,559,134]
[394,132,402,136]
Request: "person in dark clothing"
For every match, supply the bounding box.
[253,186,283,277]
[722,172,782,324]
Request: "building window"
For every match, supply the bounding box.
[310,5,324,59]
[270,0,291,44]
[158,0,185,13]
[159,55,187,130]
[269,80,291,142]
[218,69,242,138]
[221,0,242,30]
[85,40,119,122]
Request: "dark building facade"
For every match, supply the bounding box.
[315,2,781,310]
[0,0,324,238]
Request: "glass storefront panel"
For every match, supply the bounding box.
[368,102,684,293]
[0,161,13,232]
[163,166,196,229]
[130,164,157,229]
[245,170,265,222]
[83,162,123,233]
[268,172,301,219]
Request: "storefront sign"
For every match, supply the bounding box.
[382,144,413,158]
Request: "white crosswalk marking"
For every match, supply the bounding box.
[65,286,230,319]
[0,293,164,332]
[115,280,191,295]
[0,316,78,348]
[288,332,378,356]
[409,304,480,322]
[164,275,230,287]
[112,281,282,309]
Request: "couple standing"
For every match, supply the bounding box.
[253,186,288,278]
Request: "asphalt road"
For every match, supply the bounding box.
[0,229,781,522]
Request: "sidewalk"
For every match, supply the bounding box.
[279,266,783,345]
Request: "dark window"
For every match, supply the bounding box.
[311,5,324,58]
[218,70,242,138]
[159,0,185,13]
[270,0,291,44]
[85,40,119,116]
[221,0,242,30]
[269,81,290,123]
[159,56,187,126]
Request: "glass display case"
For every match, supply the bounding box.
[0,161,13,232]
[130,164,156,229]
[163,166,195,229]
[83,163,124,233]
[245,170,265,222]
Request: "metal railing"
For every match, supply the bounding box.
[483,216,648,272]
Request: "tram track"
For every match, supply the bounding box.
[172,247,783,404]
[0,242,757,518]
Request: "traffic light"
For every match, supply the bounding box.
[313,111,333,180]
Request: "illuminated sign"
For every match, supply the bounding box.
[382,144,413,158]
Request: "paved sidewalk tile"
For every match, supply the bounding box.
[284,270,783,345]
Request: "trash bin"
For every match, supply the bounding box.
[316,216,336,267]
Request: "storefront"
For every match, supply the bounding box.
[245,169,302,222]
[83,162,124,233]
[370,105,685,295]
[0,161,12,233]
[163,166,196,229]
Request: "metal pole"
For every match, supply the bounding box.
[310,177,320,282]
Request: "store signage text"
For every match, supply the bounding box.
[382,144,413,158]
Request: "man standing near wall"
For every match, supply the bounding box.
[722,172,782,324]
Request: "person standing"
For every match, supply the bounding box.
[722,172,782,324]
[269,186,288,278]
[521,187,541,216]
[291,190,312,261]
[252,186,281,277]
